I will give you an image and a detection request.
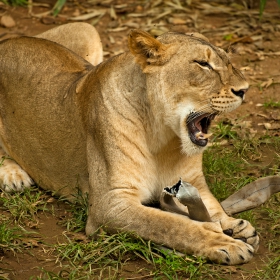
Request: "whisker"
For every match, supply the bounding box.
[186,105,214,124]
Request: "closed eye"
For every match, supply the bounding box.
[194,60,212,70]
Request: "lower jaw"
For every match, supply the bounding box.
[190,137,208,147]
[189,131,209,147]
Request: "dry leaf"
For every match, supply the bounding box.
[257,113,270,119]
[149,28,166,36]
[22,238,40,247]
[249,128,258,138]
[151,0,163,8]
[271,224,280,231]
[113,50,124,56]
[165,0,190,12]
[47,197,56,203]
[151,10,172,22]
[108,35,115,44]
[271,113,280,121]
[27,220,39,228]
[258,123,271,129]
[69,10,105,21]
[239,120,252,129]
[261,51,280,56]
[123,20,140,28]
[110,5,117,20]
[261,78,274,88]
[91,14,105,26]
[0,271,10,280]
[108,27,128,32]
[115,4,128,9]
[258,123,280,130]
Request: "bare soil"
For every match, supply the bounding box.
[0,0,279,279]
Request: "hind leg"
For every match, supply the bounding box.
[0,147,33,192]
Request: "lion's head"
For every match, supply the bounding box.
[129,30,248,155]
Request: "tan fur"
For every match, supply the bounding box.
[35,22,103,66]
[0,30,258,265]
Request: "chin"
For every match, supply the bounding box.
[180,134,207,157]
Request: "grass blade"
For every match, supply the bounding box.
[259,0,267,18]
[52,0,66,17]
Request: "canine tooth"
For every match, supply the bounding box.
[195,131,203,139]
[195,131,213,140]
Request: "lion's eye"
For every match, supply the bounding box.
[194,60,212,70]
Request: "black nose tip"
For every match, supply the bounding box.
[231,88,247,99]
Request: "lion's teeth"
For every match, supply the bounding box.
[195,131,213,140]
[195,131,203,139]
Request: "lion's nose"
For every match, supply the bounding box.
[231,88,248,99]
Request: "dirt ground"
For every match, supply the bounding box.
[0,0,279,279]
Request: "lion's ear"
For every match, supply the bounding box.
[128,29,174,73]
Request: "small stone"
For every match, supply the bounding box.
[41,16,56,25]
[0,15,16,28]
[263,123,271,129]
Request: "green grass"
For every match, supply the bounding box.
[52,0,67,16]
[59,190,88,233]
[34,231,205,279]
[0,220,23,254]
[236,210,256,225]
[1,0,27,6]
[0,187,51,224]
[253,255,280,279]
[1,0,67,16]
[263,100,280,108]
[203,140,256,201]
[212,121,238,142]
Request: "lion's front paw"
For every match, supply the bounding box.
[199,222,255,265]
[209,238,254,265]
[220,217,259,251]
[0,159,33,192]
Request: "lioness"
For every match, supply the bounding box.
[0,30,259,264]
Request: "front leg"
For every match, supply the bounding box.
[86,160,256,264]
[87,186,256,265]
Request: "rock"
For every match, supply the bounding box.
[41,16,56,25]
[0,15,16,28]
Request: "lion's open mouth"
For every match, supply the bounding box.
[187,113,217,147]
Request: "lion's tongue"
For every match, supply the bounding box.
[194,119,212,140]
